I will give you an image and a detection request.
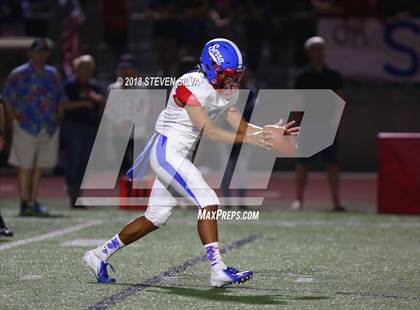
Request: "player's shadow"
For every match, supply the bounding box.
[147,285,329,305]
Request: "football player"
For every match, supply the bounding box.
[84,38,298,287]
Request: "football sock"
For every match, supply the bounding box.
[94,234,126,261]
[204,242,227,271]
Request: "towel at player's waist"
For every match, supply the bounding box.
[126,132,159,180]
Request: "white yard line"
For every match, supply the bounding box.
[0,219,103,251]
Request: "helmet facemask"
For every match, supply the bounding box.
[210,59,245,94]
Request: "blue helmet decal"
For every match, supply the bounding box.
[200,38,244,86]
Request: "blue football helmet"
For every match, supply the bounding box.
[200,38,245,89]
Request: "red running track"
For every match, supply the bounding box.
[0,172,376,204]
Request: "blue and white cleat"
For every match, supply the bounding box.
[83,250,116,283]
[210,266,253,287]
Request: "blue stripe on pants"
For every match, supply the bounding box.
[155,135,201,208]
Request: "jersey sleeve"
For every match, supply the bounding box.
[173,84,201,107]
[172,73,212,108]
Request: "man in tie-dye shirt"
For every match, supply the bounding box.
[2,38,66,216]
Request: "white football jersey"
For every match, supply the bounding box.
[155,71,238,149]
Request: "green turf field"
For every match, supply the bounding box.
[0,198,419,309]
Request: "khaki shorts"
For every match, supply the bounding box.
[8,123,59,169]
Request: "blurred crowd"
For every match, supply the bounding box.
[1,0,419,76]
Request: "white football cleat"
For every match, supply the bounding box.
[83,250,116,283]
[211,266,253,287]
[291,200,303,211]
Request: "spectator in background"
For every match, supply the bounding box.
[107,54,151,174]
[291,0,316,68]
[311,0,344,16]
[208,0,236,39]
[176,55,198,77]
[239,0,265,74]
[312,0,379,17]
[0,96,13,237]
[101,0,128,58]
[62,55,104,208]
[267,0,293,67]
[23,0,51,37]
[0,0,25,35]
[181,0,209,57]
[291,36,346,212]
[378,0,420,17]
[147,1,182,75]
[3,38,64,216]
